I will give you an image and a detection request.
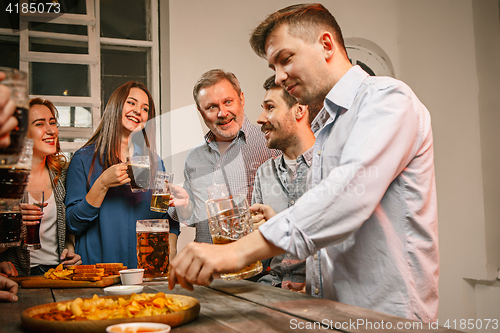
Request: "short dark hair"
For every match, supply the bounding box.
[250,3,346,58]
[193,69,242,110]
[263,75,297,109]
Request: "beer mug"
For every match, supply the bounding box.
[0,67,29,165]
[136,219,170,281]
[150,171,174,213]
[22,190,44,250]
[0,140,33,248]
[0,201,22,248]
[127,156,150,193]
[205,195,263,280]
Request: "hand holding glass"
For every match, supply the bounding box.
[127,156,150,193]
[150,172,173,213]
[205,195,263,280]
[22,190,45,250]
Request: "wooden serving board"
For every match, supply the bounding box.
[10,275,121,288]
[21,293,200,333]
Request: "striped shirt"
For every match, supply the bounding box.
[179,116,278,243]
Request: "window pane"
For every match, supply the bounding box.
[0,5,19,30]
[57,0,87,14]
[101,47,148,111]
[100,0,149,40]
[30,38,88,55]
[57,106,92,128]
[30,63,89,96]
[29,22,88,36]
[0,37,19,69]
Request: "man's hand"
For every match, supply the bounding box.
[250,203,277,221]
[0,276,18,302]
[0,261,18,277]
[168,230,284,291]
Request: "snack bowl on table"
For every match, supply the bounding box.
[104,285,144,296]
[119,269,144,285]
[106,322,171,333]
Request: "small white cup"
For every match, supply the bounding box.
[106,322,171,333]
[119,269,144,285]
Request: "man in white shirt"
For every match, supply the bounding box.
[169,3,439,322]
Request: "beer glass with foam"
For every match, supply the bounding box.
[127,156,150,193]
[205,195,263,280]
[150,172,174,213]
[136,219,170,281]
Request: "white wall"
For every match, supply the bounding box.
[163,0,500,328]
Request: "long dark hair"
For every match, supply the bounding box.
[84,81,157,184]
[29,98,67,185]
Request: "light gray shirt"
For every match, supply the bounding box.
[258,66,439,321]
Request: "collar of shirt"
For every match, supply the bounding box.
[275,145,314,175]
[310,65,369,134]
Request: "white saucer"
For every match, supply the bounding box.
[103,285,144,295]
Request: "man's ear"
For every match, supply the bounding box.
[239,91,245,107]
[294,104,308,121]
[319,31,335,61]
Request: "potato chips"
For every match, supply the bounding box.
[32,293,188,321]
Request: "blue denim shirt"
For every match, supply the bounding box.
[252,147,313,289]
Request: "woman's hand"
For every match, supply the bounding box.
[60,249,82,266]
[97,163,130,190]
[86,163,130,208]
[20,202,47,226]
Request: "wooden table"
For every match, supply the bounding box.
[0,279,461,333]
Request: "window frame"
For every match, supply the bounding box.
[0,0,160,154]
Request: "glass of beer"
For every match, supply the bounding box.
[0,67,29,165]
[127,156,150,193]
[0,201,22,248]
[0,139,33,248]
[136,219,170,281]
[22,190,44,250]
[150,171,173,213]
[205,195,263,280]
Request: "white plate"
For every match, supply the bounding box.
[103,285,144,295]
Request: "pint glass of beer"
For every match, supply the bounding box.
[0,140,33,248]
[150,172,173,213]
[127,156,150,193]
[205,195,263,280]
[136,219,170,281]
[22,190,44,250]
[0,67,29,165]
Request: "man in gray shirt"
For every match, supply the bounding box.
[179,69,278,243]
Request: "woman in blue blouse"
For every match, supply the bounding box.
[65,82,180,267]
